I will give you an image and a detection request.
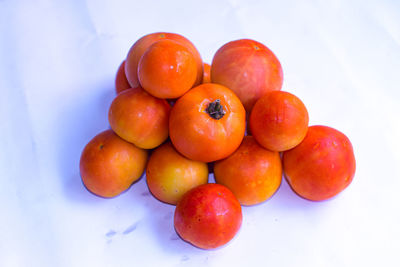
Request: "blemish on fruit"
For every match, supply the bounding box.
[313,143,320,150]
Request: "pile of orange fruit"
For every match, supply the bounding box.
[80,32,356,249]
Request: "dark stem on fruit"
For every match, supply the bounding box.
[206,99,225,120]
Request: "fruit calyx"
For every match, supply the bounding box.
[206,99,225,120]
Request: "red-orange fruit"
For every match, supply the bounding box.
[283,125,356,201]
[211,39,283,111]
[138,39,197,99]
[125,32,203,88]
[214,136,282,205]
[80,130,148,198]
[146,142,208,205]
[115,60,131,94]
[174,184,242,249]
[250,91,309,151]
[169,83,246,162]
[108,87,170,149]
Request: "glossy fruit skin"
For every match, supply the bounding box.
[146,142,208,205]
[202,63,211,83]
[283,125,356,201]
[108,87,171,149]
[250,91,309,152]
[138,39,197,99]
[214,136,282,206]
[174,184,242,249]
[125,32,203,88]
[80,130,148,198]
[211,39,283,112]
[115,60,131,94]
[169,83,246,162]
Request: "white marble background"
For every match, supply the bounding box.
[1,0,399,266]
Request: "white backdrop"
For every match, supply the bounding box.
[1,0,399,266]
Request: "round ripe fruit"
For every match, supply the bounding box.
[125,32,203,88]
[211,39,283,112]
[80,130,148,198]
[202,63,211,83]
[283,125,356,201]
[169,83,246,162]
[214,136,282,206]
[174,184,242,249]
[138,39,197,99]
[250,91,309,152]
[146,142,208,205]
[108,87,170,149]
[115,60,131,94]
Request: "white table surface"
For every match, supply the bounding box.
[1,0,399,266]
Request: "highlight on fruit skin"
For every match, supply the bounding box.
[174,183,242,249]
[202,63,211,83]
[283,125,356,201]
[79,129,148,198]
